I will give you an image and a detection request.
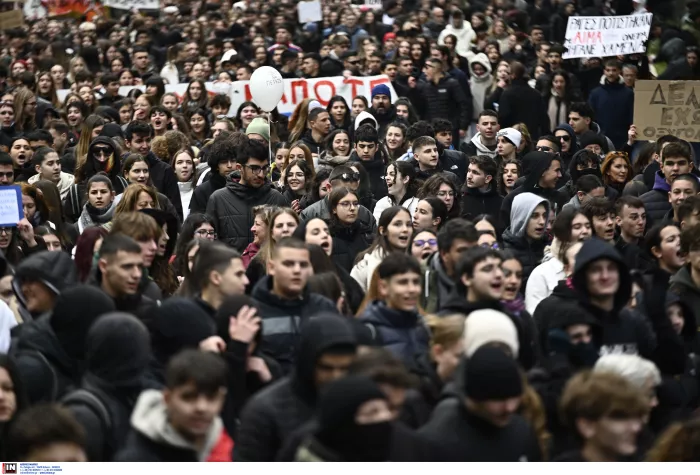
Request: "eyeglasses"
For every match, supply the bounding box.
[414,238,437,247]
[337,201,359,209]
[0,172,13,179]
[286,172,305,179]
[481,242,500,250]
[0,227,13,235]
[0,101,13,107]
[195,229,217,238]
[336,172,360,182]
[558,135,571,142]
[244,164,270,175]
[437,190,455,197]
[536,145,554,153]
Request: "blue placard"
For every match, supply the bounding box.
[0,185,24,227]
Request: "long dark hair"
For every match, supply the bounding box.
[0,354,28,459]
[354,206,411,262]
[173,213,217,277]
[74,226,109,282]
[326,95,351,130]
[328,187,359,227]
[418,173,460,219]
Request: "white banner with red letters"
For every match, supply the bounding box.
[58,75,396,116]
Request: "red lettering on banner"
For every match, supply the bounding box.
[573,31,602,44]
[244,84,252,101]
[290,80,309,104]
[313,81,336,106]
[344,78,363,100]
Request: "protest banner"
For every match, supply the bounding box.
[633,80,700,142]
[59,75,396,116]
[103,0,159,10]
[297,0,322,23]
[563,13,652,59]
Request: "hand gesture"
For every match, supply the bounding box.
[408,76,417,89]
[17,219,36,247]
[247,356,272,382]
[199,336,226,353]
[628,125,637,145]
[229,305,261,344]
[291,199,301,213]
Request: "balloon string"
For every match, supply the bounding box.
[268,112,272,166]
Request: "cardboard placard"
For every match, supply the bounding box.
[0,10,24,29]
[633,80,700,143]
[297,0,322,23]
[103,0,158,10]
[563,13,652,59]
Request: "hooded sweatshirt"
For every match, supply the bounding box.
[525,238,565,315]
[66,312,150,461]
[502,193,550,290]
[570,238,656,357]
[468,53,494,120]
[552,123,579,171]
[438,20,476,59]
[500,151,567,229]
[460,132,498,160]
[640,170,673,225]
[28,171,74,200]
[115,389,223,462]
[233,314,357,461]
[354,111,378,132]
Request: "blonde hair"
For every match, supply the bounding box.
[115,183,159,216]
[426,314,464,350]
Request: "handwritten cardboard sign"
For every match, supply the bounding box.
[563,13,652,59]
[297,0,322,23]
[0,185,23,227]
[633,80,700,143]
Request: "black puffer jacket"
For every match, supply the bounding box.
[440,148,468,184]
[411,75,471,131]
[206,177,289,251]
[640,171,673,227]
[330,220,374,272]
[251,276,338,373]
[233,315,357,461]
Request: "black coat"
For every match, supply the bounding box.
[251,276,338,373]
[330,223,374,273]
[145,151,183,221]
[189,171,225,214]
[498,78,551,138]
[461,186,503,225]
[418,398,542,461]
[501,230,546,292]
[206,178,289,251]
[349,151,388,201]
[233,316,356,461]
[411,75,471,131]
[440,149,468,184]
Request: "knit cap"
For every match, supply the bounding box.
[464,346,523,401]
[246,117,270,143]
[463,309,520,358]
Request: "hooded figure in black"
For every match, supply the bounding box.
[213,294,282,438]
[63,136,128,224]
[233,314,357,461]
[12,250,78,321]
[63,312,151,461]
[287,376,393,461]
[571,238,686,375]
[499,151,568,229]
[10,285,116,404]
[419,347,542,461]
[649,293,700,433]
[146,298,215,388]
[189,139,232,215]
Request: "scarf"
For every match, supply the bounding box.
[78,201,116,234]
[501,294,526,316]
[547,95,568,131]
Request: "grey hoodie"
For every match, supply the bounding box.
[466,133,499,159]
[509,192,549,238]
[129,389,222,461]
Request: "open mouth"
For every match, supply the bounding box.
[154,119,162,128]
[535,227,544,234]
[504,284,518,293]
[289,180,299,187]
[320,240,330,250]
[491,281,504,292]
[397,234,409,246]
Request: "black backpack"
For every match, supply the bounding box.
[62,388,114,460]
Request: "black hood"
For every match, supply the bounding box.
[292,313,357,403]
[571,238,631,315]
[151,297,215,366]
[568,149,602,183]
[14,317,75,378]
[49,285,116,360]
[85,312,151,389]
[521,151,556,191]
[13,251,78,313]
[84,136,120,179]
[225,178,274,201]
[665,292,698,343]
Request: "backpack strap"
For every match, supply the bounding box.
[62,388,113,454]
[117,175,128,191]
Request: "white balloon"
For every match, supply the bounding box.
[249,66,284,112]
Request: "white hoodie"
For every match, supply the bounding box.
[438,21,476,60]
[468,53,494,119]
[525,239,565,314]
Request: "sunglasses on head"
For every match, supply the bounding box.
[337,172,360,182]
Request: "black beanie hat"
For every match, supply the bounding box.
[464,346,523,401]
[215,294,262,349]
[318,375,387,429]
[579,130,607,152]
[151,297,215,364]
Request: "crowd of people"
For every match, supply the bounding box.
[1,0,700,464]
